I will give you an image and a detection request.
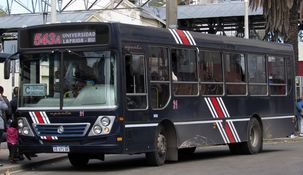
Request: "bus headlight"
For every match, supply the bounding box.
[88,116,115,136]
[18,119,24,128]
[93,125,102,135]
[22,127,30,135]
[17,117,34,137]
[101,117,110,126]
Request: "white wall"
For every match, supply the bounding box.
[95,9,162,27]
[0,63,18,100]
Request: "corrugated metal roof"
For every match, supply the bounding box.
[0,2,262,30]
[0,9,165,30]
[0,11,96,29]
[147,1,263,20]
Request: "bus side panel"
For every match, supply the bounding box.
[175,124,225,147]
[124,127,156,154]
[175,120,250,147]
[262,118,295,139]
[230,121,249,142]
[223,96,295,139]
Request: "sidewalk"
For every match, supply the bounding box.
[0,137,302,174]
[0,143,67,174]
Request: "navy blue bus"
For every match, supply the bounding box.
[4,22,295,167]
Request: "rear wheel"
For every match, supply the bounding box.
[229,118,263,154]
[244,118,263,154]
[146,126,167,166]
[68,153,89,168]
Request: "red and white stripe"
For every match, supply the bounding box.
[169,29,196,46]
[204,97,241,143]
[29,111,58,140]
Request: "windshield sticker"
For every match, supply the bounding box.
[23,84,46,96]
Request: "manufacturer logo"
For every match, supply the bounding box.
[57,126,64,134]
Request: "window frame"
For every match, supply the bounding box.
[267,54,287,96]
[123,45,148,111]
[171,47,199,97]
[148,46,171,110]
[198,49,224,96]
[223,52,248,96]
[247,53,268,96]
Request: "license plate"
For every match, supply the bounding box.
[53,146,70,153]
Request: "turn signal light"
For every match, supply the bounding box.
[117,137,123,141]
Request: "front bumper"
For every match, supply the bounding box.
[19,135,123,154]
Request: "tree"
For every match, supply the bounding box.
[0,8,6,16]
[249,0,303,63]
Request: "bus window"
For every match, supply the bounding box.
[172,48,198,96]
[247,54,267,95]
[61,51,117,107]
[149,47,170,109]
[20,53,60,108]
[268,56,286,95]
[19,51,117,109]
[199,51,223,95]
[125,54,147,109]
[224,53,247,95]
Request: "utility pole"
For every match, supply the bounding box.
[166,0,177,29]
[51,0,57,23]
[244,0,249,39]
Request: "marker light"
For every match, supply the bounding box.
[103,127,110,133]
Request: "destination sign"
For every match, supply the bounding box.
[33,30,96,46]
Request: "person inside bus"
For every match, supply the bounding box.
[63,58,96,98]
[74,58,96,82]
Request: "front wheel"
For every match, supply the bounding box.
[68,153,89,168]
[146,126,167,166]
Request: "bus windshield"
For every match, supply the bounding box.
[19,50,117,109]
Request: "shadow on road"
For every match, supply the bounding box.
[35,146,285,172]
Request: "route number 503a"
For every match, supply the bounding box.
[33,32,61,46]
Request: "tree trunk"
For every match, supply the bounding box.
[286,0,298,74]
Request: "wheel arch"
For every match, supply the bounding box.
[250,114,263,135]
[158,119,178,161]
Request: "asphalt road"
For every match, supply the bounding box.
[13,139,303,175]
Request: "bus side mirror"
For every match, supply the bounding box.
[4,59,11,79]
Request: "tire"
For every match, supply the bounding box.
[242,118,263,154]
[146,126,167,166]
[68,153,89,168]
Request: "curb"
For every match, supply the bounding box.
[265,136,303,144]
[0,155,67,174]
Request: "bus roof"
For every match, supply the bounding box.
[118,23,293,56]
[18,22,293,56]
